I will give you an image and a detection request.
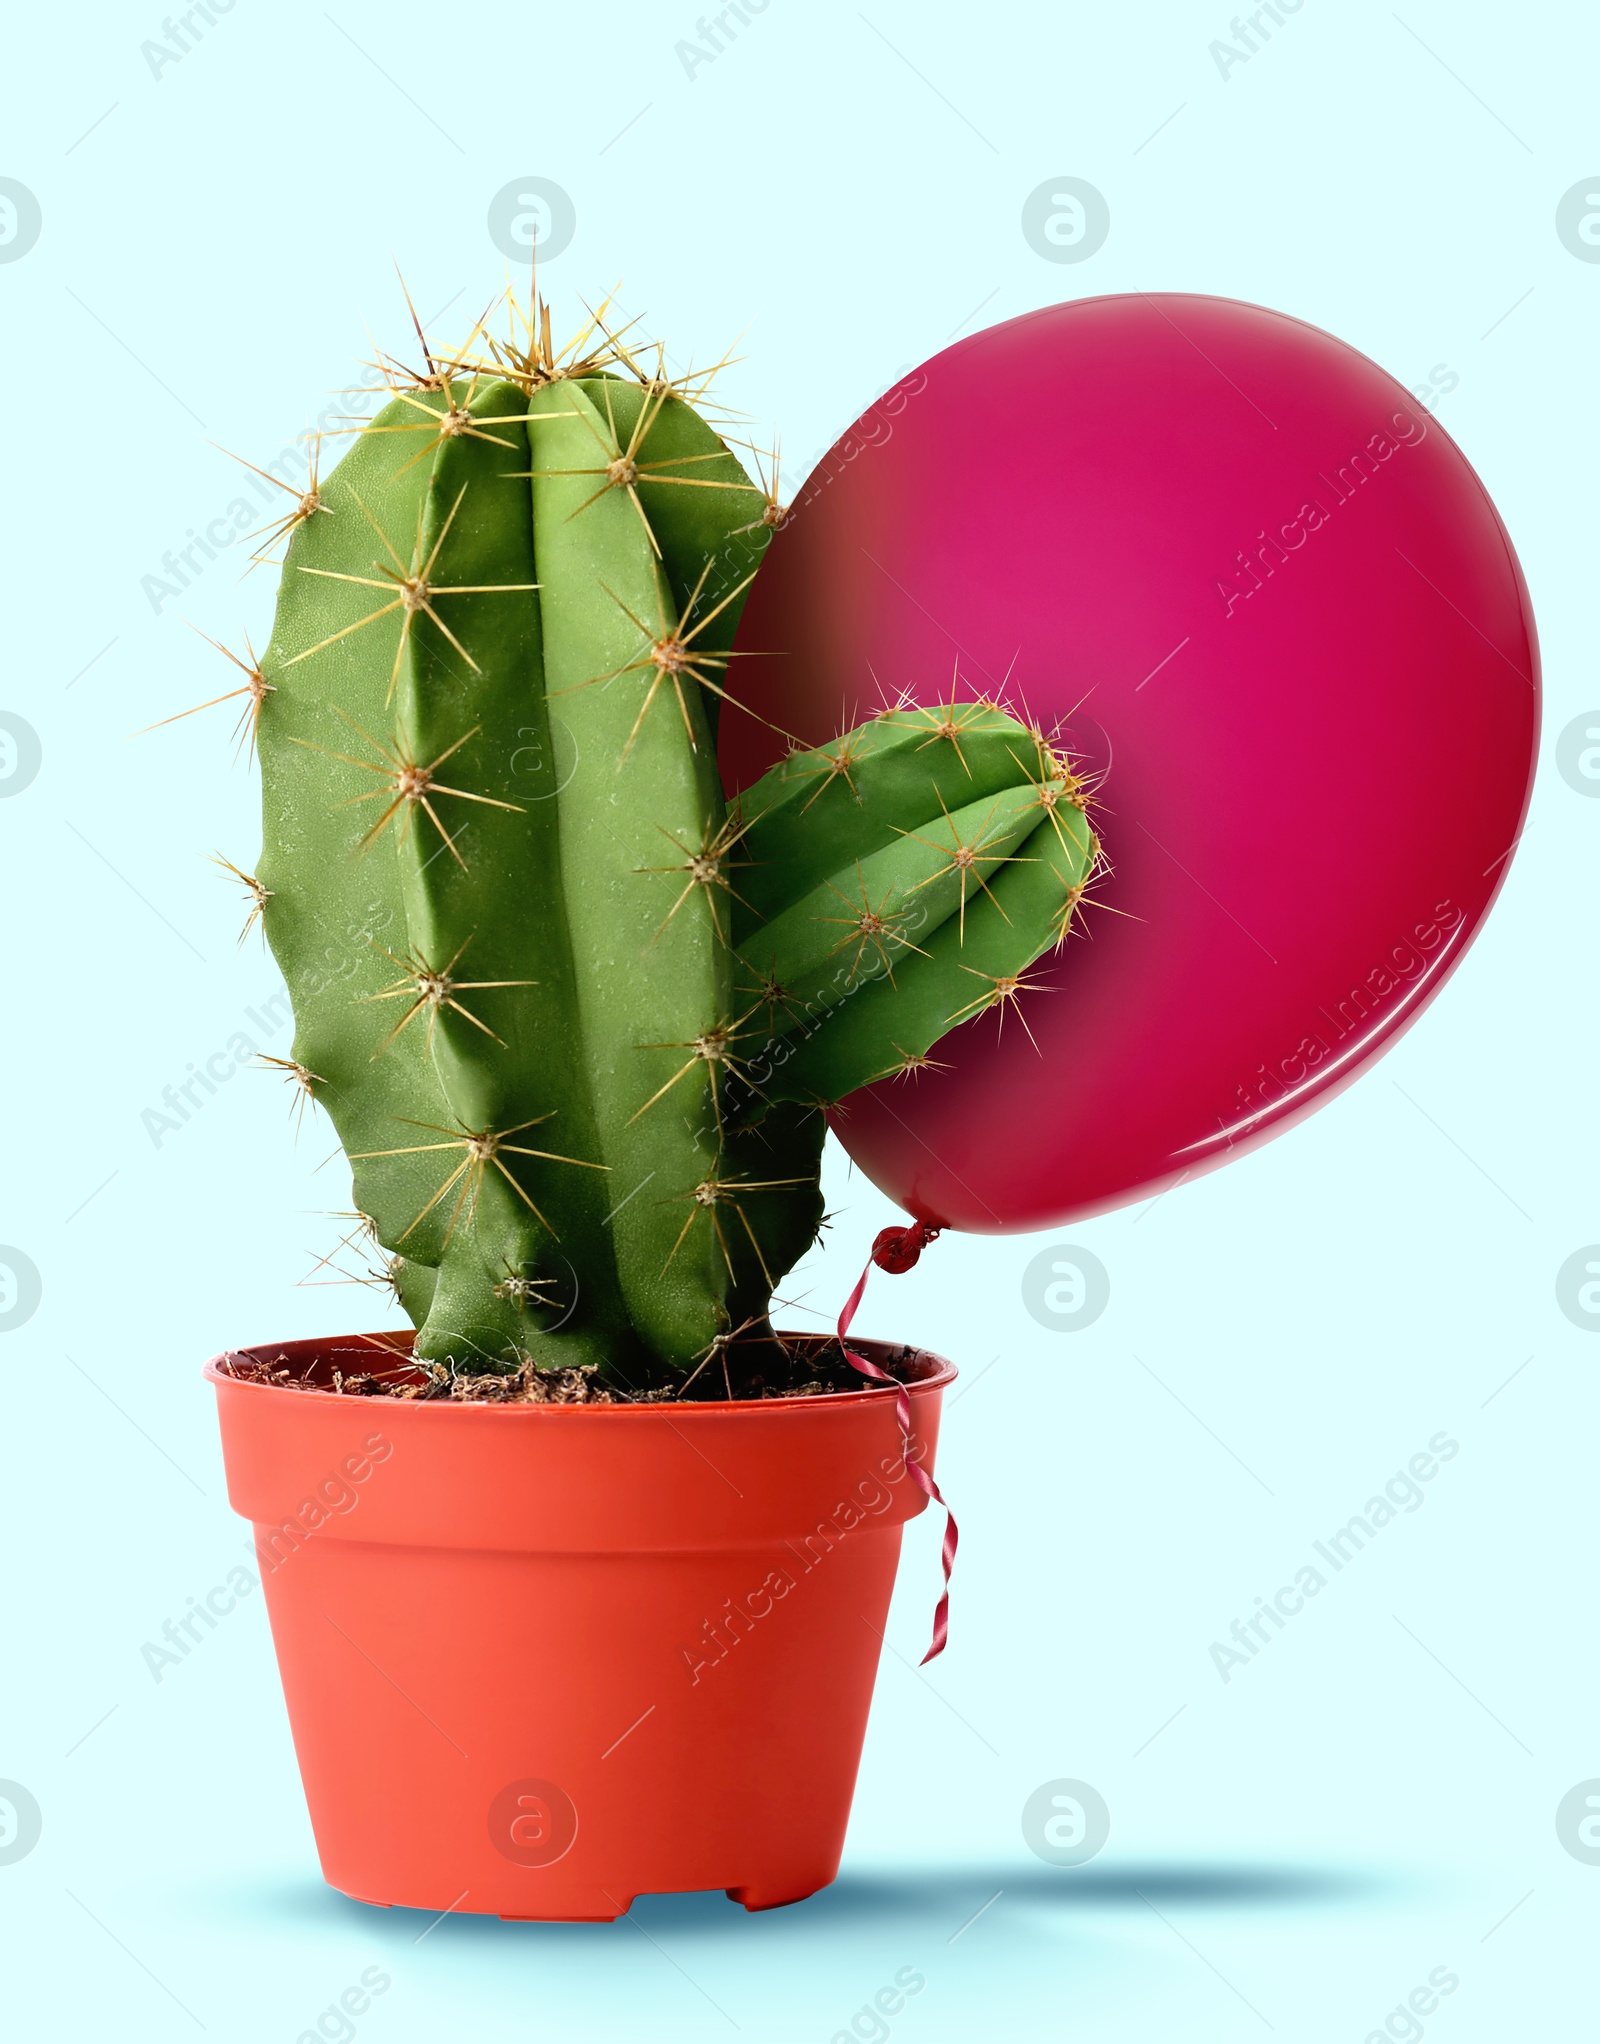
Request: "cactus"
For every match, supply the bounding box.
[223,291,1097,1389]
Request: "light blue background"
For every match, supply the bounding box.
[1,1,1595,2036]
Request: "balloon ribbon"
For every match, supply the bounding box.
[837,1220,958,1663]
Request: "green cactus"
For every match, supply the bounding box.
[222,292,1097,1389]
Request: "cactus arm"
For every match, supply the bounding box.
[737,782,1049,1012]
[728,706,1097,1103]
[732,707,1061,929]
[764,807,1095,1103]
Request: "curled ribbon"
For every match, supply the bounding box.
[837,1220,959,1663]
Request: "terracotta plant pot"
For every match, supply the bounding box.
[206,1333,954,1919]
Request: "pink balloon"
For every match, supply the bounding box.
[721,294,1539,1233]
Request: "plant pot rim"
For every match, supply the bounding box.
[203,1329,957,1418]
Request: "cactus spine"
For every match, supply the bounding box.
[231,294,1096,1387]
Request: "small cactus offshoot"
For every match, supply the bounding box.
[200,283,1098,1389]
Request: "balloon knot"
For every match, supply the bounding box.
[870,1220,943,1274]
